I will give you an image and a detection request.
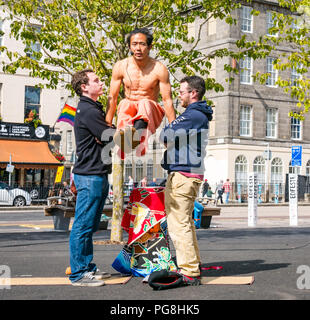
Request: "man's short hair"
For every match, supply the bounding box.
[71,69,94,96]
[180,76,206,100]
[126,28,153,47]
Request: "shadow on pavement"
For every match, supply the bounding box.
[0,230,112,247]
[201,259,290,277]
[197,227,310,240]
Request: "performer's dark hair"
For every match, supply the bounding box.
[71,69,94,96]
[180,76,206,100]
[126,28,153,47]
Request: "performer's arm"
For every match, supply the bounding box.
[106,61,122,126]
[159,65,176,123]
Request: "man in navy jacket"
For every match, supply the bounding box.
[160,76,213,285]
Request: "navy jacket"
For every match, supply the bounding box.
[160,100,213,175]
[73,96,116,175]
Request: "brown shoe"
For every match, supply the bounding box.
[124,126,140,151]
[113,129,125,151]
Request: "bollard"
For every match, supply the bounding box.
[289,173,298,226]
[248,173,258,227]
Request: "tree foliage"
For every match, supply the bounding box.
[250,0,310,120]
[0,0,245,105]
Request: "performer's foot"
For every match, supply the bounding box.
[124,126,140,151]
[113,129,125,151]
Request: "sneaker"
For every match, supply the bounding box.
[180,273,201,286]
[71,272,105,287]
[91,269,111,280]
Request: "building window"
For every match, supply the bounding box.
[241,6,253,33]
[271,157,283,184]
[59,131,63,153]
[66,130,73,154]
[0,83,2,114]
[239,105,252,137]
[25,25,41,60]
[24,86,40,119]
[124,161,132,182]
[266,11,278,37]
[240,56,253,84]
[289,160,301,174]
[235,155,248,184]
[266,57,278,87]
[147,160,153,182]
[291,66,302,86]
[253,156,265,184]
[271,157,283,194]
[135,160,143,183]
[306,160,310,176]
[291,117,302,140]
[0,19,3,46]
[266,108,278,138]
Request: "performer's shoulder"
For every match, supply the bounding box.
[112,58,128,75]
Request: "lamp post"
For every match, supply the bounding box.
[262,142,271,203]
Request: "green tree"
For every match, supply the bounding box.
[0,0,246,98]
[250,0,310,120]
[0,0,255,242]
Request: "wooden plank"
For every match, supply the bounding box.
[202,208,221,216]
[201,276,254,285]
[7,275,132,286]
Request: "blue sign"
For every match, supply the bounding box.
[291,145,302,166]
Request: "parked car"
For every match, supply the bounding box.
[0,182,31,206]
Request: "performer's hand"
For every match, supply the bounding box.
[95,137,103,145]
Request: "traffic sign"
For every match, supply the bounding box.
[291,145,302,166]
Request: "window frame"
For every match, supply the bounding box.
[241,5,253,33]
[240,56,253,85]
[24,86,41,119]
[239,105,252,137]
[290,117,302,140]
[266,108,278,138]
[266,57,278,87]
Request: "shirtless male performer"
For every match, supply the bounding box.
[106,28,176,155]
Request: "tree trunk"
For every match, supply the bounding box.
[110,160,124,242]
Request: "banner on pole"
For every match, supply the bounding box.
[248,173,258,227]
[288,173,298,226]
[55,166,64,184]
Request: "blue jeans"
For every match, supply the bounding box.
[69,174,109,282]
[225,192,230,203]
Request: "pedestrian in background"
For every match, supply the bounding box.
[201,179,209,197]
[223,178,231,204]
[127,176,134,193]
[140,176,147,188]
[160,75,213,286]
[215,180,224,204]
[69,69,115,287]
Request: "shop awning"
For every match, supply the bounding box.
[0,139,62,169]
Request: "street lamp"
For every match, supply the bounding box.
[261,142,271,203]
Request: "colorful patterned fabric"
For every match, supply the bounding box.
[121,187,166,245]
[130,225,177,277]
[113,187,177,277]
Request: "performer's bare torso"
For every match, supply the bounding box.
[121,57,161,101]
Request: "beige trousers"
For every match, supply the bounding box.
[164,172,202,277]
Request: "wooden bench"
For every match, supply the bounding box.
[201,207,221,228]
[102,206,221,229]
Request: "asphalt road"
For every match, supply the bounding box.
[0,204,309,317]
[0,214,309,304]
